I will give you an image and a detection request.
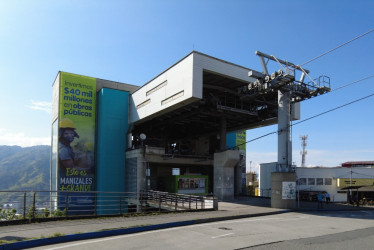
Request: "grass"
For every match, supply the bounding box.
[50,232,65,238]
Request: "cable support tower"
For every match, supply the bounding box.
[232,90,374,149]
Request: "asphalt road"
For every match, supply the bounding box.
[31,210,374,250]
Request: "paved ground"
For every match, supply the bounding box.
[31,211,374,250]
[0,197,371,249]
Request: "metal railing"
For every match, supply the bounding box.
[145,190,216,211]
[0,190,217,223]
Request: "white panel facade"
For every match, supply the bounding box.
[130,52,260,124]
[130,53,197,123]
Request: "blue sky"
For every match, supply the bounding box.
[1,0,373,173]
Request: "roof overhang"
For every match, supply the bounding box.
[130,51,299,140]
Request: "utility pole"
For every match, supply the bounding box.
[350,166,352,198]
[300,135,308,167]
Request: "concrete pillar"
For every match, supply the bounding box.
[213,150,240,200]
[277,90,292,172]
[271,172,297,209]
[234,164,242,196]
[272,90,296,209]
[125,149,147,212]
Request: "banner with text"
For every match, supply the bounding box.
[58,72,96,203]
[236,131,246,151]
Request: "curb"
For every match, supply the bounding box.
[295,207,374,212]
[0,210,289,250]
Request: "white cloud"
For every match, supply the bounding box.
[0,129,50,147]
[27,100,52,114]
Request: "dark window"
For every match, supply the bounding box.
[325,178,332,185]
[316,178,324,185]
[299,178,307,185]
[308,178,315,185]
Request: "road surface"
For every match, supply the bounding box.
[31,210,374,250]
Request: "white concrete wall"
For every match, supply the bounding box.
[130,53,197,123]
[193,52,256,89]
[130,52,257,124]
[259,162,277,197]
[213,150,240,200]
[296,167,344,202]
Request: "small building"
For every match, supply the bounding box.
[259,164,374,202]
[245,172,258,196]
[341,161,374,168]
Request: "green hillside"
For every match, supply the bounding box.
[0,145,50,204]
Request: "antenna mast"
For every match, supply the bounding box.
[300,135,308,167]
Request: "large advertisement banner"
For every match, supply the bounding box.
[236,131,246,151]
[57,72,96,213]
[236,131,247,195]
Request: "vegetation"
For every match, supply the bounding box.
[0,145,50,204]
[0,208,20,220]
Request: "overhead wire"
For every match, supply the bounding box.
[291,92,374,127]
[330,74,374,92]
[299,29,374,67]
[229,29,374,150]
[231,86,374,150]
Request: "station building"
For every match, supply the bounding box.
[51,51,305,212]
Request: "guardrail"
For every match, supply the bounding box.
[0,190,217,223]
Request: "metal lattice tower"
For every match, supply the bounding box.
[300,135,308,167]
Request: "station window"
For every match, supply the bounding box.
[299,178,307,185]
[325,178,332,185]
[316,178,324,185]
[308,178,315,185]
[161,90,184,105]
[146,80,167,96]
[136,99,151,109]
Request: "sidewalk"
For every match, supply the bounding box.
[0,197,371,249]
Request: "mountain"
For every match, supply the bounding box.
[0,145,50,192]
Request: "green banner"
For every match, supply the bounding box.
[236,131,246,151]
[58,72,96,192]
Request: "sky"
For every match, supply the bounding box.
[1,0,373,173]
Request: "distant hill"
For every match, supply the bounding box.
[0,145,50,192]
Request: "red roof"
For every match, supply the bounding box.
[341,161,374,167]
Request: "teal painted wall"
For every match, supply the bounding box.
[96,88,129,214]
[226,132,237,149]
